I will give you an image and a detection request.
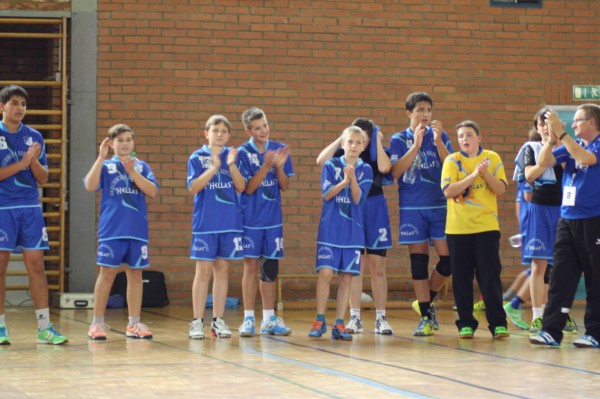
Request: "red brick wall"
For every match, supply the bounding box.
[5,0,600,304]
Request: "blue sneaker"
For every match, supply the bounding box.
[428,305,440,331]
[260,316,291,336]
[239,316,255,337]
[331,323,352,341]
[413,317,434,336]
[0,323,10,345]
[308,320,326,338]
[573,335,600,348]
[529,331,559,347]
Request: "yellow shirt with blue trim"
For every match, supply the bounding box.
[441,148,507,234]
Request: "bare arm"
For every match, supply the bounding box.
[188,152,220,195]
[84,138,110,192]
[121,157,158,199]
[431,120,450,162]
[444,169,478,199]
[323,175,349,201]
[390,124,425,180]
[316,135,342,166]
[227,148,246,193]
[375,131,392,174]
[479,162,507,196]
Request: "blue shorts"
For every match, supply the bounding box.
[398,208,446,244]
[363,194,392,250]
[315,244,361,275]
[97,239,149,268]
[519,201,531,265]
[191,232,244,261]
[0,207,49,251]
[242,226,283,259]
[523,203,560,262]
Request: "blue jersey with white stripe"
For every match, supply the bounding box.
[389,126,452,209]
[238,138,294,229]
[0,122,47,209]
[317,156,373,248]
[91,156,158,242]
[188,145,244,233]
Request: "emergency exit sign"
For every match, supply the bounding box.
[573,85,600,101]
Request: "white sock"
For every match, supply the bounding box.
[376,309,386,320]
[263,309,275,321]
[92,316,104,325]
[0,314,5,324]
[244,310,255,319]
[350,308,361,319]
[128,316,140,326]
[532,307,543,319]
[35,308,50,330]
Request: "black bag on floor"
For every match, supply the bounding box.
[110,270,170,308]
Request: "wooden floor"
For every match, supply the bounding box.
[1,303,598,399]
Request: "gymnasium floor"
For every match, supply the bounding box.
[1,303,598,398]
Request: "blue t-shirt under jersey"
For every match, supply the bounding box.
[0,122,48,209]
[317,156,373,248]
[187,145,244,234]
[238,138,294,230]
[389,126,452,209]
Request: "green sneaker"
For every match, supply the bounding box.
[563,315,578,334]
[413,317,434,336]
[411,299,421,316]
[0,323,11,345]
[37,324,68,345]
[503,302,529,330]
[529,317,542,335]
[494,326,510,339]
[459,326,474,339]
[473,300,486,311]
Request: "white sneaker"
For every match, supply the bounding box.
[375,316,393,335]
[189,319,205,339]
[211,317,232,338]
[345,316,363,334]
[239,317,255,337]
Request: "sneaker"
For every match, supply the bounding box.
[88,322,110,341]
[374,316,393,335]
[529,317,542,335]
[503,302,529,330]
[529,331,560,346]
[211,318,232,338]
[37,323,68,345]
[573,334,600,348]
[308,320,326,338]
[428,305,440,331]
[345,316,363,334]
[494,326,510,339]
[0,323,10,345]
[331,323,353,340]
[563,315,578,334]
[189,319,204,339]
[459,326,474,339]
[260,316,291,336]
[473,300,486,311]
[239,316,255,337]
[413,317,434,336]
[126,322,153,339]
[411,299,421,316]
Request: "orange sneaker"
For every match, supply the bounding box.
[88,323,109,340]
[126,322,153,339]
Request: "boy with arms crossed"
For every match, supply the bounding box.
[389,92,452,336]
[309,126,373,340]
[188,115,246,339]
[0,85,67,345]
[84,124,158,340]
[238,108,294,337]
[441,120,509,339]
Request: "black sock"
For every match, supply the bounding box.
[430,290,438,302]
[419,302,431,317]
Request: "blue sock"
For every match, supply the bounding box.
[511,296,524,309]
[335,318,344,326]
[316,314,326,322]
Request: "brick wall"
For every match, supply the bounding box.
[4,0,600,305]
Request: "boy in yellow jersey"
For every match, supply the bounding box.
[441,120,509,340]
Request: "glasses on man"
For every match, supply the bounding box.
[572,118,589,124]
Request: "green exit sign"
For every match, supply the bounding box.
[573,85,600,101]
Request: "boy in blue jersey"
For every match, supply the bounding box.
[237,108,294,337]
[389,92,452,336]
[188,115,246,339]
[84,123,159,340]
[0,85,67,345]
[530,105,600,348]
[309,126,373,340]
[316,118,394,335]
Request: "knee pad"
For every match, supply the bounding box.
[435,256,451,277]
[544,265,552,284]
[260,258,279,282]
[410,253,430,280]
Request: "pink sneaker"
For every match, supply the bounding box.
[126,322,153,339]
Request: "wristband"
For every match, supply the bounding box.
[549,141,557,145]
[559,132,568,141]
[227,162,235,167]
